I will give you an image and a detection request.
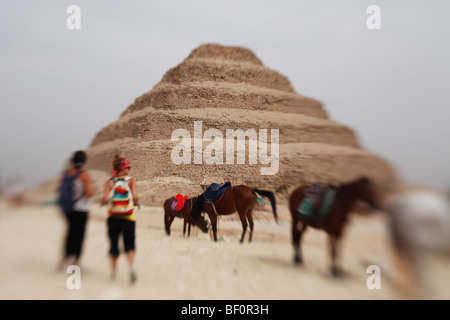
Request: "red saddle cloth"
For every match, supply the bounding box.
[171,194,189,211]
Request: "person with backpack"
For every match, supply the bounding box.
[58,150,94,269]
[102,155,140,284]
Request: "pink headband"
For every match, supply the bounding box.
[112,158,130,177]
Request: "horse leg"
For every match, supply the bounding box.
[167,216,175,236]
[187,221,191,237]
[164,213,172,236]
[183,219,187,237]
[292,219,307,264]
[238,211,248,243]
[246,196,257,242]
[209,213,218,242]
[246,207,255,243]
[328,234,341,277]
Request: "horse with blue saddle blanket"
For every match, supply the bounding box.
[163,194,208,237]
[191,182,278,243]
[289,177,381,277]
[204,181,232,203]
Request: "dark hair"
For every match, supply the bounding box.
[72,150,87,168]
[111,154,122,171]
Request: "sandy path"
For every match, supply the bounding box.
[0,200,404,300]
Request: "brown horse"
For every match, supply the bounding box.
[163,196,208,236]
[289,177,380,277]
[191,185,278,243]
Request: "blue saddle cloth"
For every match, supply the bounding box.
[297,184,337,219]
[204,182,231,203]
[171,199,186,211]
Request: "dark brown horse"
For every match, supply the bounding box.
[289,177,380,277]
[191,185,278,243]
[163,196,208,236]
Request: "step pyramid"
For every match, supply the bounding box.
[85,43,395,205]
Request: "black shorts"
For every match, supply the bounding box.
[107,217,135,256]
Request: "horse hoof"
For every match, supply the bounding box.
[294,256,302,264]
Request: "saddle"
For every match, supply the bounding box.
[171,194,189,212]
[297,183,337,220]
[204,182,231,203]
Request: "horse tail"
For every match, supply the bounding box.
[253,189,278,224]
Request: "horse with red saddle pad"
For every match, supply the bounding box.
[163,194,208,237]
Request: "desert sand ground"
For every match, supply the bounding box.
[0,196,419,301]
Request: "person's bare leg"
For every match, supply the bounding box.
[111,255,119,280]
[126,250,136,283]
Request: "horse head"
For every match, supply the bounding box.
[190,194,208,233]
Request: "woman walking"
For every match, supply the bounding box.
[59,150,94,269]
[102,155,140,284]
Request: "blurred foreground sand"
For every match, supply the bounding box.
[1,198,449,300]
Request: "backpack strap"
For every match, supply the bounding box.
[64,169,83,179]
[73,170,85,203]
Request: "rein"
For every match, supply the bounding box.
[206,200,221,241]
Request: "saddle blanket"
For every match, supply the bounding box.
[297,184,337,219]
[204,181,231,203]
[171,194,189,211]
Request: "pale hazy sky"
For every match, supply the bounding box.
[1,1,449,191]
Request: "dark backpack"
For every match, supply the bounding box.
[58,170,83,214]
